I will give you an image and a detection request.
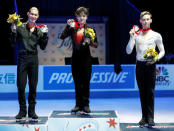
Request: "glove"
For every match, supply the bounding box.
[114,64,122,74]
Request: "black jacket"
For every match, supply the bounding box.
[60,24,98,55]
[10,23,48,53]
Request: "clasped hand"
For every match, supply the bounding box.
[146,59,156,65]
[84,37,90,44]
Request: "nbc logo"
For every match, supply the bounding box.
[156,66,170,87]
[156,67,168,76]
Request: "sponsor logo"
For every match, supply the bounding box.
[90,72,128,83]
[156,66,171,87]
[0,73,16,85]
[44,66,135,90]
[49,72,73,84]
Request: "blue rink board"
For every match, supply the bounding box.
[0,65,174,100]
[0,90,174,100]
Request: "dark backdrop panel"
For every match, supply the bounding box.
[0,0,15,65]
[1,0,171,64]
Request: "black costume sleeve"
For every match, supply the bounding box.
[36,27,49,50]
[60,25,72,39]
[39,33,48,50]
[9,29,18,47]
[90,28,98,48]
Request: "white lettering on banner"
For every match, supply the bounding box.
[103,72,110,83]
[66,73,73,83]
[49,72,129,84]
[108,72,114,83]
[91,72,129,83]
[156,76,169,82]
[113,73,121,83]
[49,73,73,84]
[49,73,59,84]
[91,72,99,83]
[57,73,67,84]
[119,72,128,83]
[0,73,16,85]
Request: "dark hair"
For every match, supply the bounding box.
[75,7,89,16]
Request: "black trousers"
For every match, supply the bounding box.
[71,51,92,108]
[136,61,156,120]
[17,53,38,108]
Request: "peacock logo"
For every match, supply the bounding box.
[156,66,168,76]
[156,66,170,87]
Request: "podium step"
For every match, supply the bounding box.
[0,117,48,131]
[1,114,173,131]
[48,110,120,131]
[120,123,174,131]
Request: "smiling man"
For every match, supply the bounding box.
[60,7,98,114]
[126,11,165,127]
[10,7,48,121]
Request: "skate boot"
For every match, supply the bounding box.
[15,106,27,122]
[28,105,38,122]
[71,106,81,114]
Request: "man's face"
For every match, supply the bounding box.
[76,12,88,24]
[140,14,152,29]
[27,9,39,23]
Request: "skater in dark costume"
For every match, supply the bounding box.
[10,7,48,121]
[60,7,98,114]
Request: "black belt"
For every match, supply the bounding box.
[136,60,147,64]
[18,50,37,55]
[136,60,156,66]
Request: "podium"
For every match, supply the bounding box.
[0,111,120,131]
[48,110,120,131]
[120,123,174,131]
[0,117,48,131]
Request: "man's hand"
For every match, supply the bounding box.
[67,19,74,27]
[129,29,135,38]
[84,37,90,45]
[114,64,122,74]
[11,24,16,31]
[40,25,48,33]
[146,59,156,65]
